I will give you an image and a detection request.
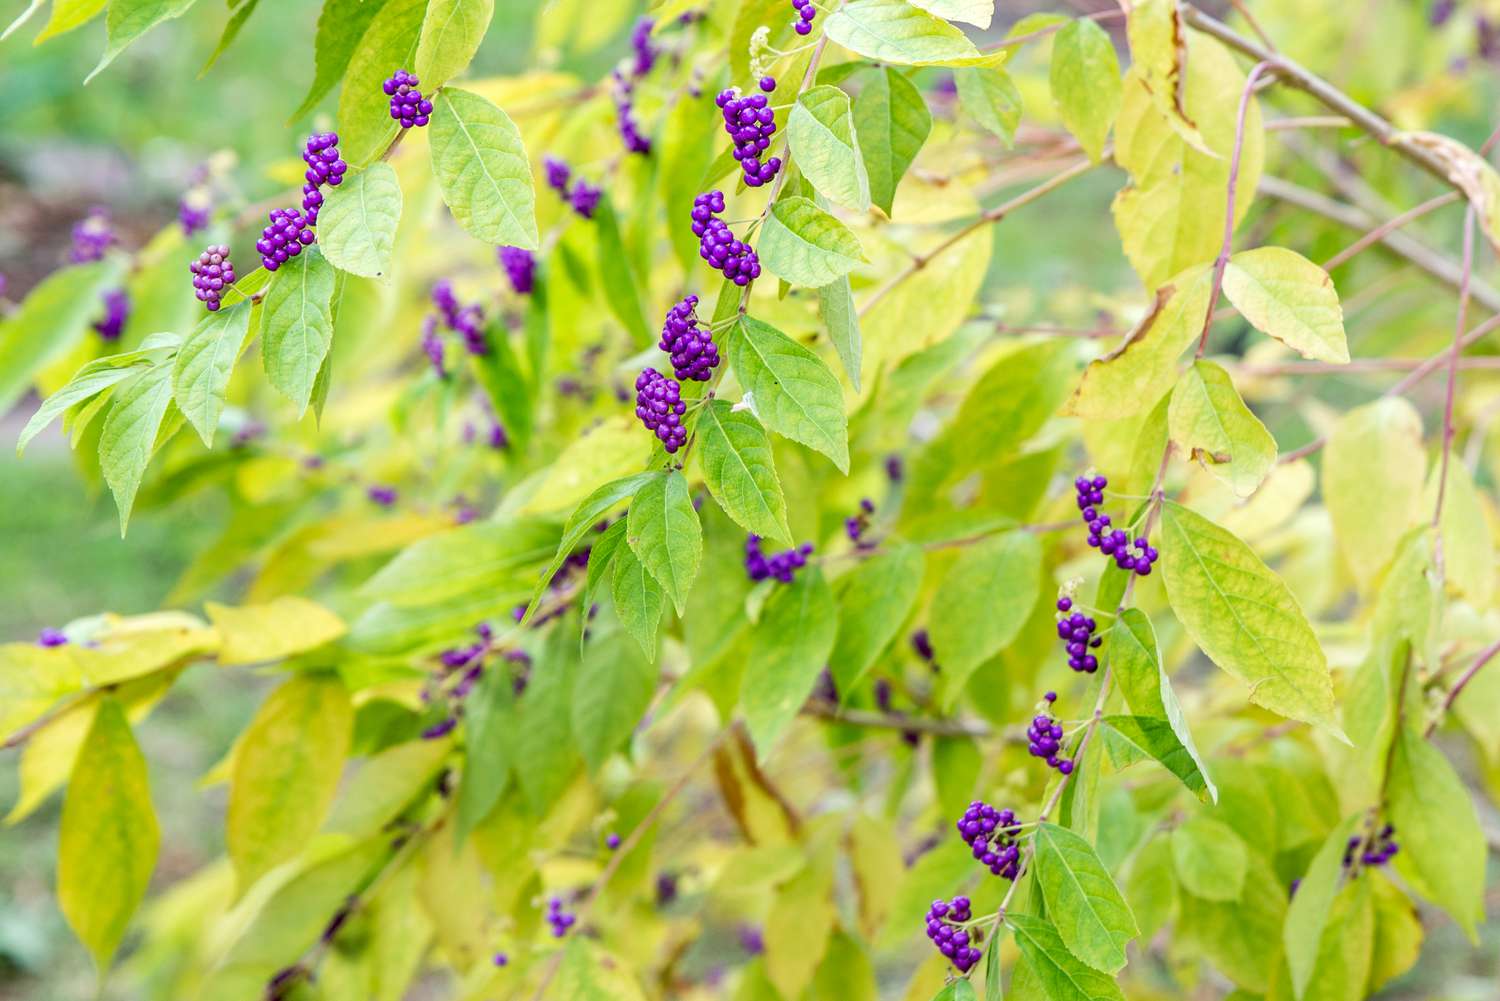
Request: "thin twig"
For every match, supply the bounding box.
[1230,356,1500,376]
[1430,207,1477,583]
[802,702,1009,739]
[1426,638,1500,737]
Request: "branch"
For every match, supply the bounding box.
[1430,206,1477,583]
[1427,637,1500,737]
[801,701,1014,740]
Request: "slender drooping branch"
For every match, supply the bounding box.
[1430,206,1477,582]
[1427,637,1500,737]
[802,702,1007,739]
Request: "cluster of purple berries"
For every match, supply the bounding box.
[634,367,688,452]
[845,498,875,547]
[384,70,433,129]
[789,0,818,34]
[37,628,68,647]
[1028,693,1073,774]
[957,801,1022,879]
[1344,824,1399,871]
[421,624,496,739]
[189,244,236,311]
[1074,475,1158,576]
[544,157,602,219]
[745,535,814,583]
[1054,597,1101,673]
[92,289,130,341]
[717,79,782,187]
[179,189,211,236]
[300,132,348,226]
[498,245,535,294]
[628,16,658,76]
[545,896,577,938]
[658,295,719,381]
[923,898,981,972]
[431,280,486,355]
[612,71,651,155]
[691,191,760,285]
[70,208,115,263]
[368,485,398,507]
[256,207,315,272]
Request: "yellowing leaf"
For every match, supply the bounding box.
[930,531,1041,706]
[1399,130,1500,256]
[1066,266,1213,420]
[1424,461,1494,605]
[227,674,353,892]
[824,0,1004,67]
[206,596,347,666]
[788,86,871,212]
[1169,816,1247,902]
[1050,17,1122,163]
[1125,0,1207,151]
[1222,247,1348,363]
[1323,398,1425,584]
[1159,502,1339,732]
[57,698,158,973]
[1168,359,1277,497]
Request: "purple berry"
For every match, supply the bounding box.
[37,628,68,647]
[189,244,236,312]
[634,367,688,452]
[744,534,815,584]
[257,207,313,271]
[691,191,759,284]
[91,288,130,341]
[498,245,536,294]
[384,70,433,128]
[658,294,720,381]
[70,207,115,263]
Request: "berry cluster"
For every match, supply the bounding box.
[421,624,497,738]
[37,628,68,647]
[629,16,658,76]
[542,157,603,219]
[658,295,719,381]
[738,925,765,955]
[1054,597,1100,673]
[612,71,651,155]
[256,207,315,271]
[845,497,876,547]
[634,367,688,452]
[300,131,348,226]
[1344,823,1399,871]
[430,280,486,354]
[70,208,115,263]
[1074,475,1159,576]
[421,316,446,378]
[384,70,433,129]
[717,79,781,187]
[1028,693,1073,774]
[957,801,1022,879]
[368,485,398,507]
[179,190,211,236]
[744,535,814,583]
[789,0,818,34]
[92,288,130,341]
[691,191,760,284]
[545,896,577,938]
[189,244,235,311]
[923,898,980,972]
[498,245,535,294]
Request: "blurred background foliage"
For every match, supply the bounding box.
[2,0,1500,998]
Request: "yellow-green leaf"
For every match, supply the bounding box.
[625,470,701,617]
[1168,358,1277,497]
[57,698,159,972]
[1424,461,1494,605]
[824,0,1003,66]
[1033,822,1139,973]
[1170,816,1247,902]
[1050,17,1121,163]
[317,162,404,279]
[429,87,539,251]
[260,246,337,415]
[414,0,493,88]
[1221,247,1348,364]
[227,674,353,892]
[1322,398,1425,584]
[696,400,793,547]
[929,531,1041,707]
[206,596,347,665]
[336,0,425,165]
[1159,502,1338,731]
[852,67,931,217]
[788,86,871,212]
[758,196,866,288]
[1007,913,1126,1001]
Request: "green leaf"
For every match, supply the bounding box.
[414,0,493,88]
[611,543,666,658]
[1169,816,1247,902]
[99,360,175,534]
[984,921,1006,1001]
[572,623,657,770]
[932,980,978,1001]
[1050,17,1121,163]
[1386,723,1485,937]
[453,664,515,840]
[1159,502,1338,732]
[1101,714,1214,801]
[57,698,158,973]
[429,87,540,250]
[261,246,337,414]
[1178,852,1286,992]
[583,518,629,617]
[955,67,1022,145]
[741,569,838,755]
[1,0,45,41]
[929,531,1041,706]
[594,195,652,346]
[910,0,992,28]
[1168,359,1277,498]
[625,470,702,616]
[696,400,793,547]
[172,301,254,446]
[728,316,850,472]
[514,626,579,814]
[788,86,871,211]
[825,0,1000,66]
[17,348,163,456]
[205,596,347,664]
[852,67,931,216]
[818,275,862,391]
[1033,822,1139,973]
[336,0,425,165]
[0,259,127,417]
[1426,460,1493,605]
[1006,913,1126,1001]
[326,738,452,839]
[87,0,202,83]
[758,196,866,288]
[199,0,259,75]
[1065,266,1213,420]
[293,0,392,120]
[524,472,656,621]
[1323,398,1426,585]
[317,163,403,279]
[828,541,924,693]
[1283,813,1362,999]
[1221,247,1348,364]
[227,674,353,892]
